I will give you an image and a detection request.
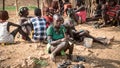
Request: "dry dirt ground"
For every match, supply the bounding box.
[0,11,120,68]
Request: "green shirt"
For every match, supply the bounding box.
[47,25,66,41]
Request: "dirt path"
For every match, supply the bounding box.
[0,24,120,68]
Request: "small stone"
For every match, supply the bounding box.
[114,45,120,47]
[94,52,99,56]
[6,66,10,68]
[90,63,96,67]
[0,56,11,62]
[42,55,49,59]
[29,45,32,47]
[26,59,35,68]
[11,64,22,68]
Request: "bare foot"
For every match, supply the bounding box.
[104,36,114,45]
[50,53,55,62]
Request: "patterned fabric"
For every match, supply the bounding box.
[30,17,47,41]
[106,5,120,17]
[43,16,53,28]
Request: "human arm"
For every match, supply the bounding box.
[7,22,20,32]
[47,25,68,46]
[47,36,63,45]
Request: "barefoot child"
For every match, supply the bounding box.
[47,14,74,62]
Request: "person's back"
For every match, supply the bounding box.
[43,16,53,28]
[0,21,14,43]
[0,10,31,43]
[18,7,32,40]
[30,8,47,42]
[76,6,87,23]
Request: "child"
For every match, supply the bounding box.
[63,9,113,45]
[18,7,32,40]
[43,7,53,28]
[47,14,74,62]
[0,10,31,43]
[76,6,87,23]
[30,8,47,42]
[63,0,72,16]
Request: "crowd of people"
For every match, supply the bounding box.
[0,0,117,62]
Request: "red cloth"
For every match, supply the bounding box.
[43,16,53,28]
[106,5,120,17]
[76,10,87,23]
[64,3,72,16]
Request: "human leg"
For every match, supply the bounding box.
[10,27,31,41]
[78,30,105,44]
[50,41,73,61]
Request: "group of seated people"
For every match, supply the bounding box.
[93,0,120,27]
[0,0,114,62]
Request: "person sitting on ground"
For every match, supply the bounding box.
[51,0,59,13]
[59,0,64,15]
[75,6,87,24]
[47,14,74,62]
[30,8,47,42]
[43,7,53,28]
[63,0,72,16]
[63,10,113,45]
[64,8,80,25]
[18,7,32,40]
[102,0,120,26]
[0,10,31,44]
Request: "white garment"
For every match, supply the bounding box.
[0,22,14,43]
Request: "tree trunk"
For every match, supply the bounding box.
[15,0,18,15]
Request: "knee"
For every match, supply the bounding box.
[84,30,89,34]
[60,41,67,47]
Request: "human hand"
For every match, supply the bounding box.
[61,38,67,42]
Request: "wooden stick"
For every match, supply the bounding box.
[3,0,5,10]
[15,0,19,22]
[37,0,40,8]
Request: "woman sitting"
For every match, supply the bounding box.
[47,14,74,62]
[0,10,31,44]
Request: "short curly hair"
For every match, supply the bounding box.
[0,10,9,20]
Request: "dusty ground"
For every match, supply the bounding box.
[0,11,120,68]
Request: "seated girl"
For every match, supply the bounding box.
[47,14,74,62]
[18,7,32,40]
[0,10,31,44]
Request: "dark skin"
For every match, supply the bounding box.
[64,13,110,45]
[47,16,74,62]
[0,20,31,41]
[102,1,120,26]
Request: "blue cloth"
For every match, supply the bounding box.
[30,17,47,41]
